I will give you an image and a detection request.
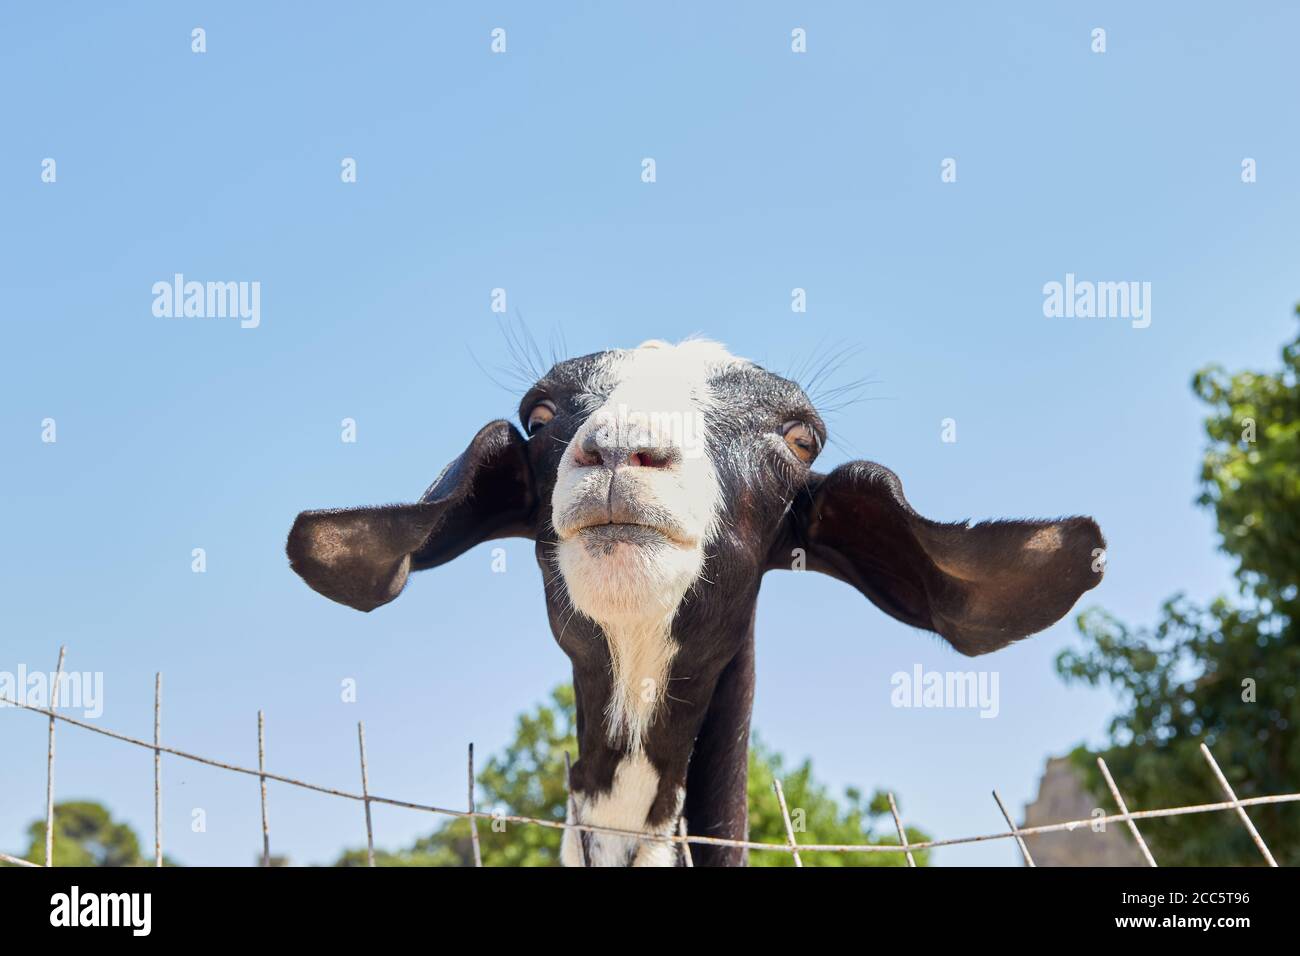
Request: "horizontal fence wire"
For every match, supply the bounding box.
[2,690,1296,863]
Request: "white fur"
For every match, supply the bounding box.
[552,340,746,752]
[560,754,684,867]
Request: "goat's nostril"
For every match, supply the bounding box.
[629,449,672,469]
[575,433,603,468]
[573,430,674,469]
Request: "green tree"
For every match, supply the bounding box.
[747,735,929,866]
[8,801,157,867]
[336,685,929,866]
[1057,307,1300,865]
[337,684,577,867]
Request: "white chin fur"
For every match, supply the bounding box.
[556,534,702,753]
[556,533,702,624]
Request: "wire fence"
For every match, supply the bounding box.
[1,644,1295,868]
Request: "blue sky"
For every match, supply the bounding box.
[1,2,1297,866]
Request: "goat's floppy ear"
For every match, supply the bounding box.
[287,420,535,612]
[781,461,1104,656]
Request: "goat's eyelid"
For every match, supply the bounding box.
[779,420,821,465]
[524,398,558,436]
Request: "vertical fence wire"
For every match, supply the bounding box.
[154,672,162,867]
[1097,756,1156,867]
[44,645,66,867]
[1200,742,1278,867]
[772,778,803,867]
[467,743,482,868]
[678,817,693,867]
[993,789,1035,867]
[564,750,590,867]
[357,722,375,867]
[258,710,270,867]
[886,792,916,868]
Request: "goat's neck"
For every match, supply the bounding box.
[559,606,757,867]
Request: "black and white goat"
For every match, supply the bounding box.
[287,339,1104,866]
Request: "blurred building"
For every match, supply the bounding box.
[1020,756,1146,866]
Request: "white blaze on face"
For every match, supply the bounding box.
[552,339,745,753]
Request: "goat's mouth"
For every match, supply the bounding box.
[555,492,695,549]
[575,522,675,550]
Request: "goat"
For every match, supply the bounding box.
[286,339,1105,866]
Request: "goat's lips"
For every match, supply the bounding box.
[575,522,668,549]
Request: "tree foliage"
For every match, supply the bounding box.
[746,735,929,867]
[1057,307,1300,865]
[8,801,160,867]
[336,684,576,867]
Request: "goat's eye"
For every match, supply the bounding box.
[782,421,818,464]
[526,400,556,436]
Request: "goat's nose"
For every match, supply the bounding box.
[575,430,676,470]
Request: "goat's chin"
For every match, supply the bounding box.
[556,532,703,626]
